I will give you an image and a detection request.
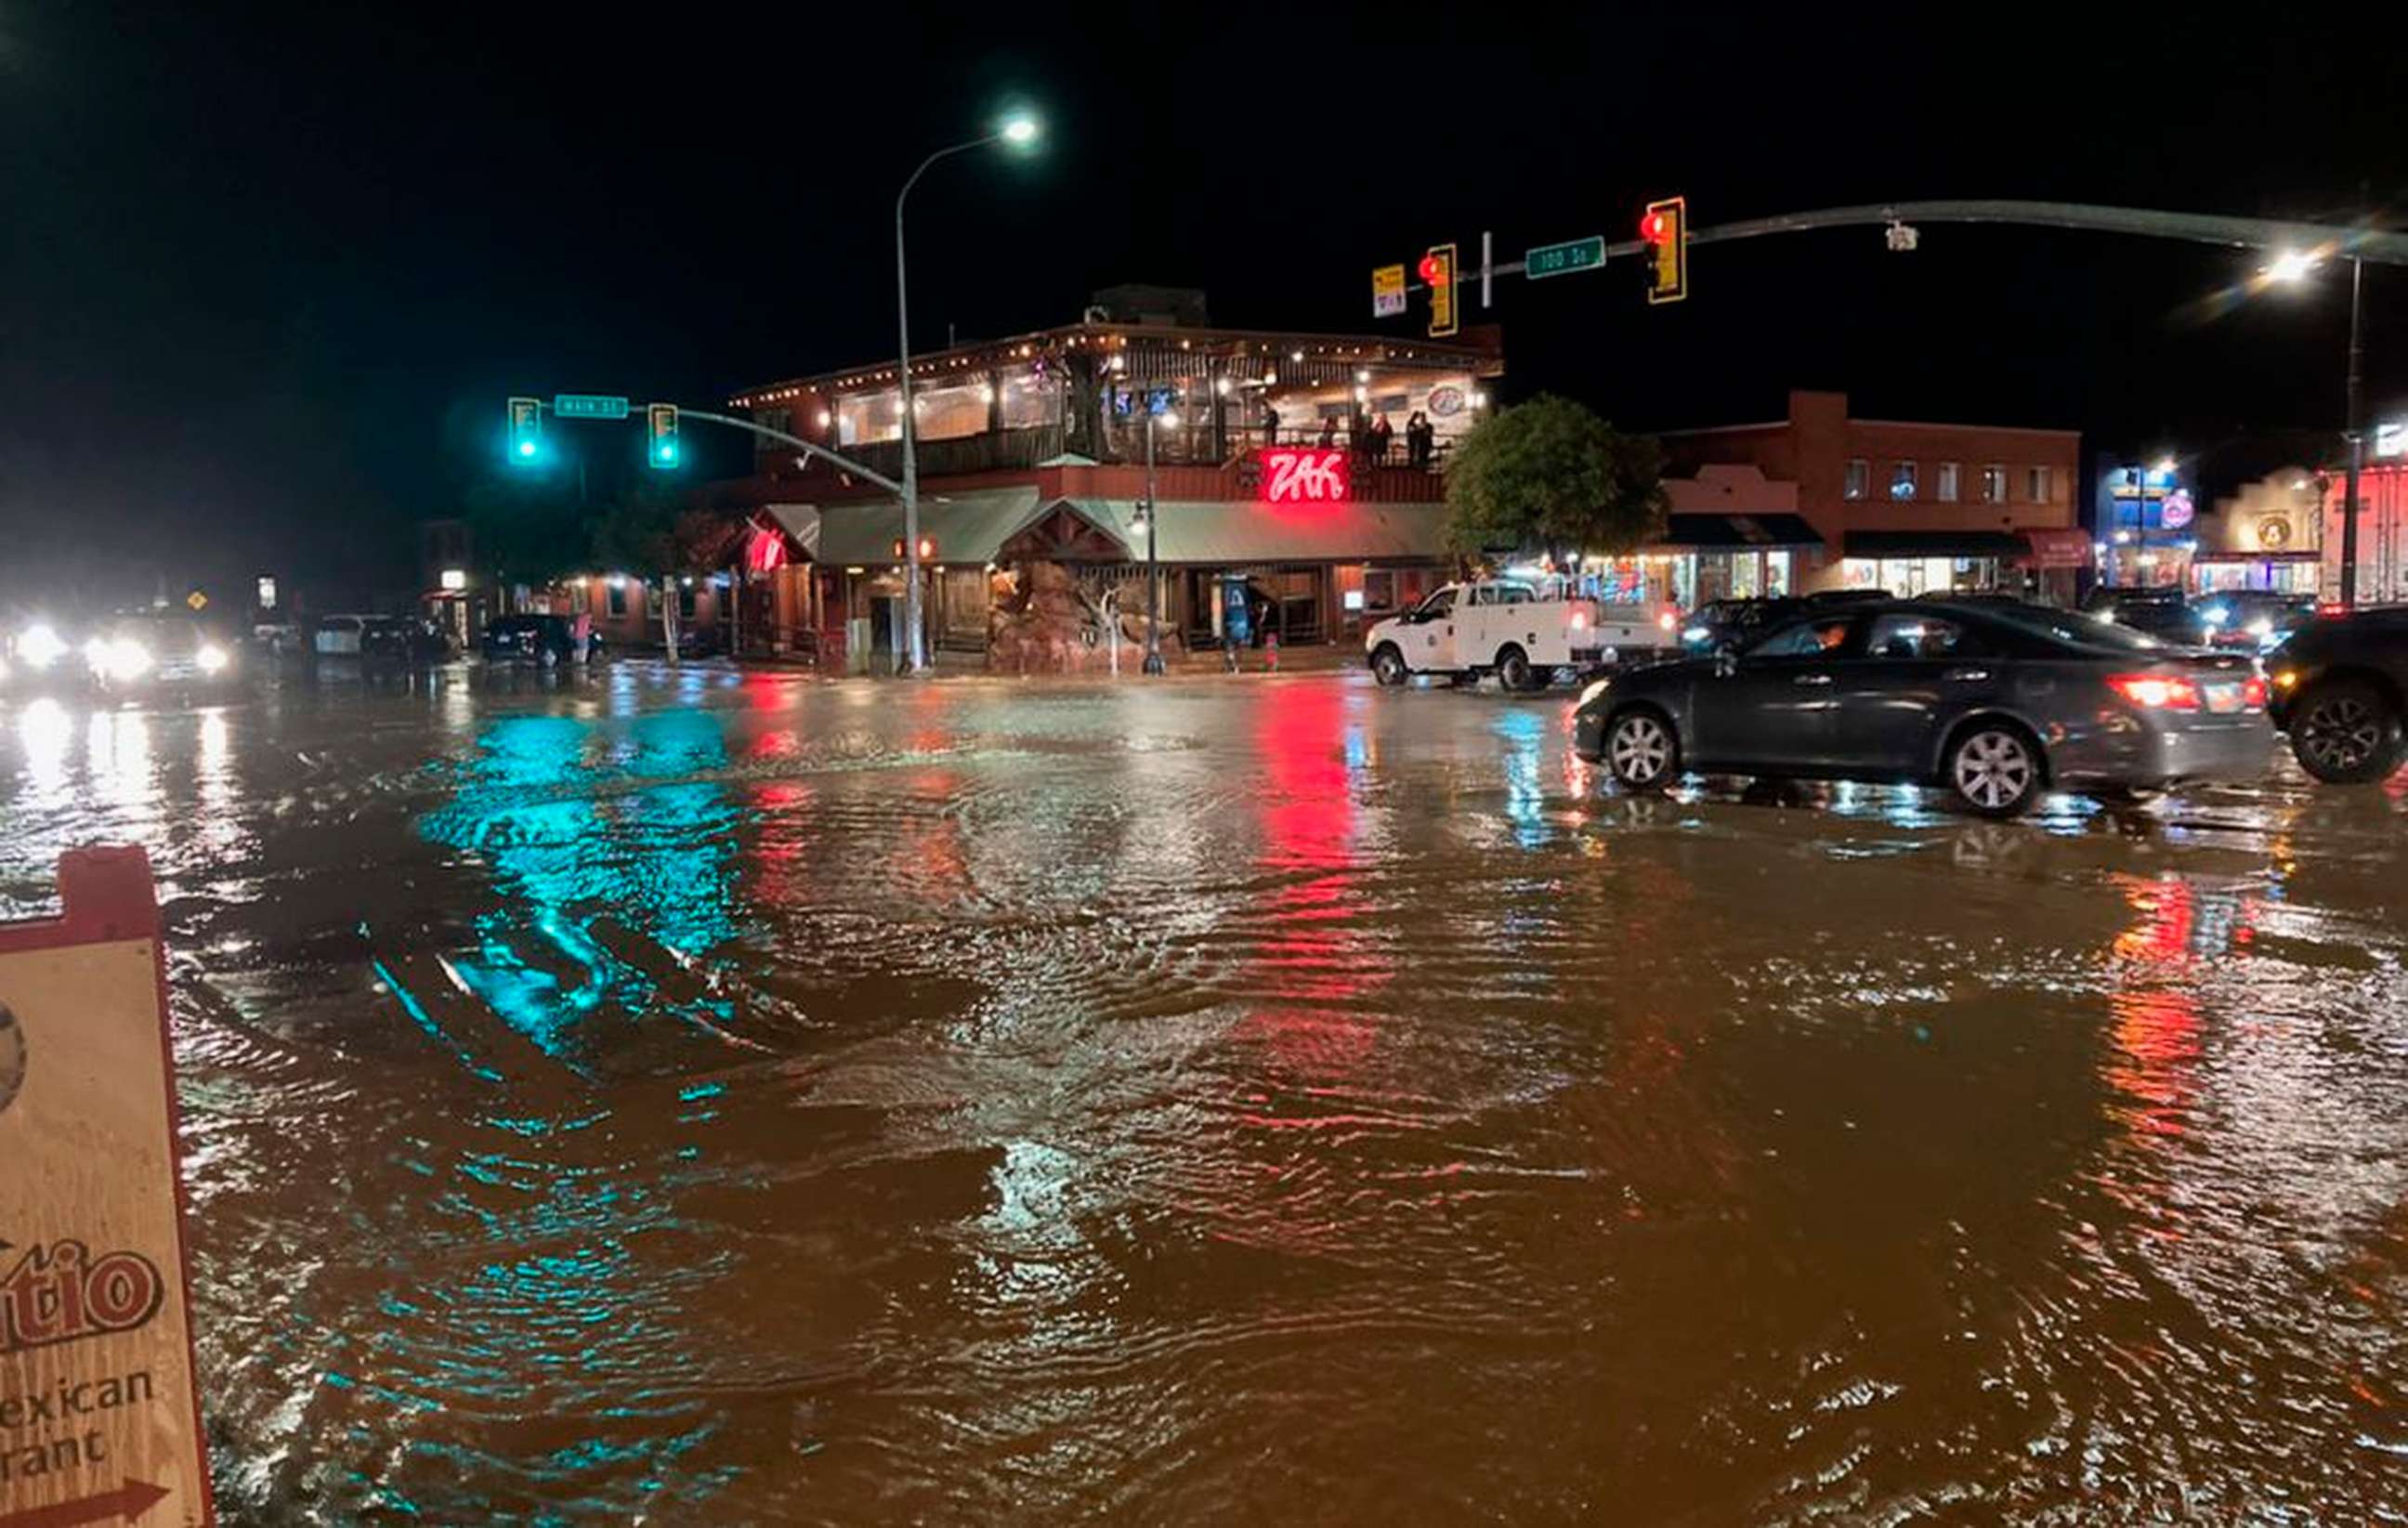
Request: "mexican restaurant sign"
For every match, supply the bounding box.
[0,848,212,1526]
[1258,449,1351,505]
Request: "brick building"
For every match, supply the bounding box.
[1656,389,2087,603]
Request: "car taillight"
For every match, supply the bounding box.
[2106,673,2201,711]
[2242,675,2268,709]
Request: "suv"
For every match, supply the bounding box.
[2266,606,2408,782]
[2083,586,2208,646]
[481,614,585,664]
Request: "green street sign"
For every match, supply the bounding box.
[553,393,631,420]
[1525,236,1606,280]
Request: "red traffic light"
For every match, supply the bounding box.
[1640,210,1671,245]
[1417,253,1449,285]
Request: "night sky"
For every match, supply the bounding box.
[4,7,2402,605]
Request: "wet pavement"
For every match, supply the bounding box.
[4,662,2407,1523]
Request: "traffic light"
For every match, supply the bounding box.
[1640,196,1687,305]
[648,403,680,468]
[891,536,937,561]
[1420,243,1458,337]
[506,396,543,464]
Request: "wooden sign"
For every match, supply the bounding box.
[0,849,213,1526]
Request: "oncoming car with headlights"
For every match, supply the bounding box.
[1,617,85,696]
[83,610,242,696]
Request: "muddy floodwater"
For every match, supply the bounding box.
[4,664,2407,1523]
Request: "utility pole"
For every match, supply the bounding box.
[2341,254,2366,607]
[1142,409,1168,675]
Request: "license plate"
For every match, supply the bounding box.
[2204,682,2243,713]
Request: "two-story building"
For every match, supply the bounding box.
[715,287,1503,668]
[1656,389,2087,605]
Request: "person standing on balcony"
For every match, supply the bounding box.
[1317,415,1338,450]
[1368,411,1394,465]
[1260,400,1281,447]
[1406,411,1434,467]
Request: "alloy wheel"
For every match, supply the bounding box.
[2300,695,2383,775]
[1610,714,1672,787]
[1952,729,2035,815]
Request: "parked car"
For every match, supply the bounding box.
[84,610,242,694]
[1572,599,2271,816]
[481,614,589,664]
[2082,585,2210,646]
[355,615,450,663]
[2197,590,2314,652]
[1680,596,1805,652]
[311,614,374,658]
[2265,605,2408,782]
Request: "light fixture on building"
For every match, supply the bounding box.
[1471,390,1488,408]
[439,568,466,592]
[1354,369,1370,383]
[817,410,832,428]
[1290,350,1304,362]
[1261,370,1276,385]
[1215,376,1231,396]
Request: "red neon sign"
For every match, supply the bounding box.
[1259,448,1351,504]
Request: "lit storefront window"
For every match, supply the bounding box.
[1841,555,1995,595]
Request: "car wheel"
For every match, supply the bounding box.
[1370,645,1408,687]
[1496,645,1536,692]
[1606,708,1679,791]
[1947,723,2042,818]
[2291,678,2405,784]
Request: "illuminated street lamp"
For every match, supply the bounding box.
[894,111,1042,673]
[1141,407,1177,675]
[2264,244,2369,606]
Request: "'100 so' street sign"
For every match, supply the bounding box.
[1525,236,1605,280]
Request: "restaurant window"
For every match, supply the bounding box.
[755,407,792,441]
[997,367,1062,431]
[1889,461,1918,501]
[1935,463,1960,502]
[910,381,988,441]
[836,389,903,446]
[678,582,698,620]
[1363,569,1397,611]
[2026,465,2052,503]
[1981,464,2008,503]
[607,581,628,617]
[1843,459,1869,500]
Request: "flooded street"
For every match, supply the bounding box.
[4,664,2407,1523]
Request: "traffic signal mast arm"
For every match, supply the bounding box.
[1407,199,2408,291]
[671,407,906,494]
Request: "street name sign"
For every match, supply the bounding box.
[1525,236,1605,280]
[1370,265,1407,318]
[0,849,213,1526]
[552,394,630,420]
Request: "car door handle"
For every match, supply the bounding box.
[1943,667,1990,682]
[1793,673,1832,686]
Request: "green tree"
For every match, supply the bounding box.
[460,473,589,590]
[1442,394,1669,566]
[589,486,741,659]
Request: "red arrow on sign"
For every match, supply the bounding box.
[0,1480,170,1527]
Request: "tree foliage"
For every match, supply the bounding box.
[459,473,589,587]
[1442,394,1669,563]
[588,485,739,575]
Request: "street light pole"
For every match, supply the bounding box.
[1142,410,1168,674]
[2341,254,2366,607]
[893,115,1040,675]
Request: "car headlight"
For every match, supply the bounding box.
[89,637,152,681]
[19,623,66,669]
[195,643,230,674]
[2271,667,2300,690]
[2245,618,2272,638]
[1682,625,1710,644]
[2203,605,2230,626]
[1578,677,1614,708]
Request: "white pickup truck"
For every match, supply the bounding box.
[1365,578,1678,691]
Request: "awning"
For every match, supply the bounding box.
[2017,527,2092,569]
[811,487,1044,566]
[761,504,821,559]
[1842,530,2026,558]
[1060,499,1448,564]
[1656,513,1823,549]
